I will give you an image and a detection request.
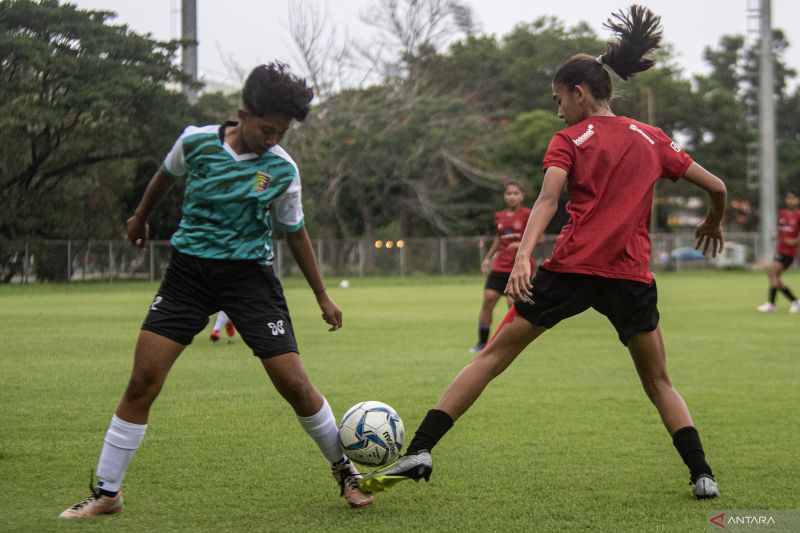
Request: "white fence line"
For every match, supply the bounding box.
[0,232,770,284]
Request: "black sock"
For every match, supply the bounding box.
[672,426,713,481]
[479,324,490,345]
[406,409,454,455]
[780,287,797,302]
[769,287,777,304]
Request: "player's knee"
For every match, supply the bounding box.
[640,375,671,402]
[276,375,313,405]
[124,370,162,404]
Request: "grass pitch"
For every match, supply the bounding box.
[1,271,799,532]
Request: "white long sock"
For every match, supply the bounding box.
[297,398,346,464]
[213,311,229,331]
[95,414,147,493]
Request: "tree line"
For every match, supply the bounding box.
[2,0,799,279]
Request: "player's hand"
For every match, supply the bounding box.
[506,257,533,303]
[317,295,342,331]
[507,242,520,251]
[694,219,724,257]
[126,214,149,248]
[480,258,491,274]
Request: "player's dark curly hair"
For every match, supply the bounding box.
[242,62,314,121]
[553,5,662,100]
[787,188,799,197]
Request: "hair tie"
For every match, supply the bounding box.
[595,55,604,65]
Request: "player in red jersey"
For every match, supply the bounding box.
[757,189,800,313]
[361,5,725,500]
[472,181,535,352]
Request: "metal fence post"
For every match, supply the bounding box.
[66,239,72,282]
[358,240,365,277]
[108,241,113,283]
[23,242,29,284]
[439,238,447,275]
[400,245,406,277]
[149,241,155,282]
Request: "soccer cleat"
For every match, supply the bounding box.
[469,343,486,353]
[331,459,374,509]
[358,451,433,494]
[790,300,800,314]
[225,320,236,337]
[210,329,220,342]
[691,474,720,499]
[756,302,776,313]
[59,488,123,519]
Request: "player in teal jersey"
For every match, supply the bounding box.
[60,63,372,519]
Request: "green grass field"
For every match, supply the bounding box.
[1,271,799,532]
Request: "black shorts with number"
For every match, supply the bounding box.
[774,254,795,270]
[513,266,660,346]
[484,271,511,293]
[141,249,298,358]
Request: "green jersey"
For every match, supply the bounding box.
[162,123,305,263]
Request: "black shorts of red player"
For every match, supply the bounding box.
[773,253,796,270]
[141,249,298,358]
[484,271,511,293]
[514,266,659,346]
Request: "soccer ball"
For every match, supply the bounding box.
[338,401,405,466]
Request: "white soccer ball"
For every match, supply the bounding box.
[338,401,405,466]
[339,279,350,288]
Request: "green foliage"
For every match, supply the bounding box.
[0,0,191,243]
[1,271,799,530]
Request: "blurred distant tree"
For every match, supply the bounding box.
[0,0,190,250]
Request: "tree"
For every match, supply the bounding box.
[0,0,191,247]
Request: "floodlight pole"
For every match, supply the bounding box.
[758,0,777,260]
[181,0,199,105]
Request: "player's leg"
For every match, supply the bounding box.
[360,309,546,493]
[627,327,718,498]
[260,352,371,508]
[773,258,799,310]
[758,260,784,312]
[220,262,371,508]
[60,332,189,519]
[210,311,229,341]
[474,288,503,352]
[60,250,212,519]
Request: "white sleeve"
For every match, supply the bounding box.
[273,171,305,232]
[162,125,212,177]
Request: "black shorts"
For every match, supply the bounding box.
[484,271,510,293]
[774,254,795,269]
[141,249,298,358]
[513,267,660,346]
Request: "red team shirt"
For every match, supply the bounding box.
[492,207,533,272]
[542,116,693,283]
[776,208,800,258]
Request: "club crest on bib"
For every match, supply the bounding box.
[255,171,271,192]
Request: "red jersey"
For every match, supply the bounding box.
[542,116,693,283]
[776,208,800,257]
[492,207,532,272]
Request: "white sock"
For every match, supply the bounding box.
[213,311,229,331]
[95,414,147,494]
[297,398,346,464]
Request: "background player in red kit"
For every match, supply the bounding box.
[757,189,800,313]
[361,5,726,500]
[472,181,535,353]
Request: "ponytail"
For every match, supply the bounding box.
[553,5,662,100]
[600,5,662,81]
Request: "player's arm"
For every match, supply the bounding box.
[506,166,567,302]
[682,162,727,257]
[126,168,173,248]
[482,237,500,273]
[285,227,342,331]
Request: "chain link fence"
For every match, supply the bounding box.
[0,232,769,284]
